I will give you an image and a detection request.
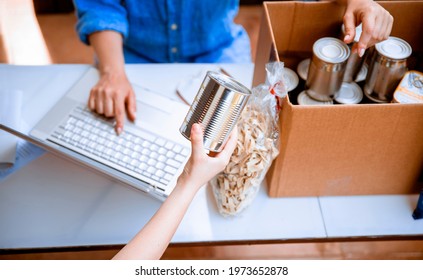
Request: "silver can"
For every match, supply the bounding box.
[306,37,350,101]
[364,36,412,103]
[179,71,251,152]
[341,24,365,82]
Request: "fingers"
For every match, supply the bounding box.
[126,89,137,122]
[356,14,376,57]
[104,93,114,117]
[114,97,125,135]
[88,85,137,135]
[350,1,393,57]
[342,12,356,44]
[88,90,96,111]
[217,127,238,160]
[190,123,205,155]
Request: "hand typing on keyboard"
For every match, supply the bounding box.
[113,123,238,260]
[88,67,136,135]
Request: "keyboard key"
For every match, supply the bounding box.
[181,148,190,156]
[147,158,157,166]
[164,142,174,150]
[147,166,156,174]
[155,170,165,177]
[156,162,165,170]
[167,159,180,168]
[142,141,151,148]
[140,155,148,162]
[175,154,186,163]
[166,151,176,158]
[164,165,177,175]
[156,138,166,146]
[164,173,173,181]
[138,162,148,171]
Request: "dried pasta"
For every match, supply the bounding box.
[212,105,279,216]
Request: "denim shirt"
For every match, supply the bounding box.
[73,0,251,63]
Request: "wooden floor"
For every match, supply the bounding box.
[1,4,422,260]
[2,240,423,260]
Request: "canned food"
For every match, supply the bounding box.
[282,67,299,92]
[364,36,412,103]
[392,70,423,104]
[297,91,334,105]
[297,58,310,80]
[355,63,368,83]
[334,82,363,104]
[341,24,365,83]
[297,56,367,83]
[180,71,251,152]
[306,37,350,101]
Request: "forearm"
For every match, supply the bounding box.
[112,182,199,260]
[88,31,126,76]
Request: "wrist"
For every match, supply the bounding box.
[176,174,203,195]
[98,64,126,78]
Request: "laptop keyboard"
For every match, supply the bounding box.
[48,106,190,189]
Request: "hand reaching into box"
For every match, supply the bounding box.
[341,0,393,57]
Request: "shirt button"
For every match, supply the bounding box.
[171,47,178,53]
[170,23,178,31]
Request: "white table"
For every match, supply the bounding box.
[0,64,422,251]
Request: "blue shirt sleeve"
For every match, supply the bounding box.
[73,0,129,45]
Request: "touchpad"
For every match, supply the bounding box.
[135,100,170,124]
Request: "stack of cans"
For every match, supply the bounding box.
[294,25,414,105]
[298,37,364,105]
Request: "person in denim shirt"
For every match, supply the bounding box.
[73,0,251,135]
[73,0,392,135]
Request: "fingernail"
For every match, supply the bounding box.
[116,127,122,135]
[192,124,200,133]
[358,48,365,57]
[193,124,203,135]
[344,35,351,42]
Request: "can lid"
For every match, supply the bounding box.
[334,82,363,104]
[297,91,334,105]
[207,71,251,95]
[375,37,412,60]
[355,63,368,83]
[296,58,310,80]
[313,37,350,63]
[341,23,362,43]
[283,67,299,91]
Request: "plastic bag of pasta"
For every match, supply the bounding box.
[211,62,288,216]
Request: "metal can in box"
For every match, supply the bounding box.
[180,71,251,152]
[306,37,350,101]
[364,36,412,103]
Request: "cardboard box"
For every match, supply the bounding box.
[254,1,423,197]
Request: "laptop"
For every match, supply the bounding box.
[12,67,191,201]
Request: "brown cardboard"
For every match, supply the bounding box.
[255,1,423,197]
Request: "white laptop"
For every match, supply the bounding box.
[13,67,191,201]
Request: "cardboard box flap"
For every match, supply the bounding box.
[267,1,344,56]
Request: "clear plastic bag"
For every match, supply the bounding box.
[211,62,288,216]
